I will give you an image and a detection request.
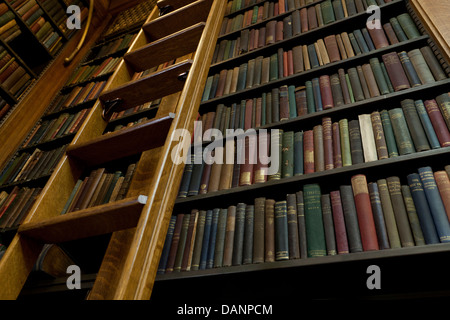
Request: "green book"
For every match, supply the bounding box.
[389,17,408,42]
[369,58,390,95]
[269,129,283,181]
[282,131,295,178]
[173,213,191,272]
[388,108,416,156]
[414,100,441,149]
[214,208,228,268]
[397,13,421,40]
[303,184,326,257]
[400,99,431,152]
[321,0,336,25]
[380,62,395,93]
[294,131,304,176]
[345,74,355,103]
[269,53,278,82]
[251,6,258,24]
[380,109,399,157]
[237,63,248,92]
[347,67,365,102]
[274,201,289,260]
[339,119,352,166]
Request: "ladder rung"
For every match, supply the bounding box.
[99,59,192,112]
[157,0,197,11]
[143,0,212,41]
[18,195,148,243]
[67,114,174,167]
[125,22,205,72]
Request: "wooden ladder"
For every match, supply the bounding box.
[0,0,226,300]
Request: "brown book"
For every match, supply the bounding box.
[338,68,352,104]
[307,6,318,30]
[78,168,106,210]
[351,174,379,251]
[434,171,450,222]
[261,57,270,84]
[377,179,402,248]
[362,63,380,97]
[219,141,234,190]
[420,46,447,81]
[324,35,341,63]
[367,20,389,49]
[165,214,185,273]
[275,20,284,42]
[208,152,223,192]
[340,32,355,58]
[335,33,348,60]
[67,177,89,213]
[265,199,276,262]
[382,52,411,91]
[357,65,371,99]
[408,49,436,85]
[332,122,343,168]
[313,125,324,172]
[215,69,228,98]
[424,99,450,147]
[222,206,236,267]
[265,20,277,45]
[370,111,389,160]
[303,129,314,174]
[302,45,311,70]
[383,22,399,45]
[279,85,289,120]
[300,7,309,33]
[322,117,334,170]
[295,86,308,116]
[317,39,330,65]
[319,75,334,109]
[181,210,199,271]
[292,45,304,74]
[239,137,256,186]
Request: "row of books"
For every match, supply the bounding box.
[0,186,41,229]
[159,165,450,273]
[60,163,137,215]
[0,4,21,43]
[178,94,450,198]
[0,145,66,187]
[0,98,11,123]
[214,9,418,66]
[38,0,68,34]
[45,80,107,116]
[85,32,137,64]
[202,46,447,113]
[108,98,160,122]
[220,0,392,38]
[0,47,33,98]
[21,107,90,149]
[65,57,121,87]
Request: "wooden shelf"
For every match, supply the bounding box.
[99,59,193,112]
[156,0,199,11]
[143,0,213,41]
[124,22,206,72]
[18,195,148,243]
[201,35,431,110]
[67,114,174,166]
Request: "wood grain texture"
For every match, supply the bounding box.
[19,195,148,243]
[157,0,197,10]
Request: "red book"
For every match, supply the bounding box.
[287,50,294,76]
[279,85,289,120]
[278,0,286,14]
[424,99,450,147]
[215,69,228,98]
[367,20,389,49]
[300,8,309,33]
[382,52,411,91]
[165,213,185,273]
[322,117,334,170]
[434,171,450,222]
[258,27,266,48]
[303,130,314,174]
[244,99,253,130]
[239,136,256,186]
[255,97,262,128]
[332,122,343,168]
[351,174,379,251]
[319,75,334,109]
[265,20,276,45]
[307,6,317,30]
[324,35,341,63]
[283,51,288,77]
[330,190,350,254]
[295,87,307,116]
[275,20,284,42]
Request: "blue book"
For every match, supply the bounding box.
[418,167,450,243]
[362,28,376,51]
[353,29,370,53]
[199,210,213,270]
[274,201,289,260]
[414,100,441,149]
[305,81,316,114]
[206,208,220,268]
[312,77,323,111]
[307,44,320,69]
[157,216,177,274]
[288,85,297,119]
[368,182,391,249]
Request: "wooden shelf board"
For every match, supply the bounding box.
[66,114,174,167]
[143,0,213,41]
[157,0,198,11]
[99,59,192,112]
[125,22,205,72]
[18,195,148,244]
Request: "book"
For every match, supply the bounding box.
[358,114,378,162]
[382,52,411,91]
[330,190,349,254]
[287,194,300,259]
[388,108,415,155]
[274,201,289,260]
[303,184,326,257]
[400,99,430,152]
[321,194,337,255]
[367,182,390,250]
[339,185,363,253]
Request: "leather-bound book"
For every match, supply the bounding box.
[232,203,245,266]
[339,118,352,166]
[436,93,450,131]
[287,194,300,259]
[300,7,309,33]
[165,213,184,273]
[335,34,348,60]
[398,51,422,87]
[264,199,276,262]
[158,216,177,274]
[401,185,426,246]
[279,85,290,120]
[292,45,304,74]
[357,65,371,99]
[418,167,450,243]
[420,46,447,81]
[294,131,304,176]
[386,176,415,247]
[324,35,341,63]
[414,100,441,149]
[292,9,301,36]
[214,208,228,268]
[348,119,364,164]
[407,173,440,245]
[382,52,411,91]
[389,17,408,42]
[362,63,380,97]
[424,99,450,147]
[380,109,399,157]
[330,190,349,254]
[321,194,337,255]
[369,57,390,95]
[319,75,334,109]
[274,201,290,260]
[330,73,345,106]
[434,171,450,222]
[295,86,308,116]
[282,131,295,177]
[351,174,379,251]
[388,108,415,155]
[307,5,318,30]
[332,122,343,168]
[295,191,308,258]
[313,125,325,172]
[265,20,277,45]
[322,117,334,170]
[303,129,315,174]
[190,211,206,271]
[338,68,352,104]
[181,211,199,271]
[253,198,266,263]
[222,206,236,267]
[370,111,389,160]
[368,182,391,250]
[397,13,421,40]
[408,49,436,85]
[303,184,327,257]
[339,185,363,253]
[400,99,430,152]
[347,67,365,102]
[383,22,399,44]
[367,20,389,49]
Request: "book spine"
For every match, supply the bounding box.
[414,100,441,149]
[400,99,430,152]
[382,52,411,91]
[398,51,422,87]
[295,191,307,258]
[332,122,343,168]
[265,199,276,262]
[424,99,450,147]
[243,204,254,264]
[232,203,246,266]
[339,185,363,253]
[330,190,349,254]
[274,201,289,260]
[294,131,304,176]
[370,111,389,160]
[388,108,415,155]
[367,182,390,250]
[253,198,265,263]
[321,194,337,255]
[434,171,450,222]
[401,185,426,246]
[287,194,300,259]
[303,184,327,257]
[348,119,364,164]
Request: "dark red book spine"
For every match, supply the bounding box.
[330,190,349,254]
[322,117,334,170]
[332,122,343,168]
[303,129,314,174]
[382,52,411,91]
[319,75,334,109]
[424,99,450,147]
